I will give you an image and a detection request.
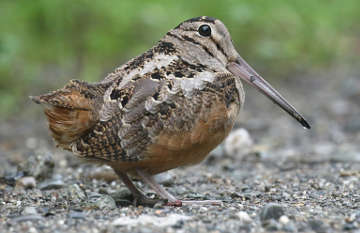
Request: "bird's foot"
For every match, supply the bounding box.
[132,195,164,207]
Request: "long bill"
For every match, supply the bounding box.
[227,55,311,129]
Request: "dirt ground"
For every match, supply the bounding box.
[0,67,359,233]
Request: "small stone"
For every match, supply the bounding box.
[237,211,252,223]
[282,222,297,232]
[224,128,253,157]
[16,176,36,189]
[308,219,326,233]
[263,218,281,231]
[260,203,285,222]
[28,227,38,233]
[87,193,116,210]
[40,207,55,217]
[68,210,86,219]
[343,222,357,231]
[110,187,133,205]
[279,215,290,225]
[38,178,65,190]
[67,184,86,202]
[12,215,43,222]
[22,206,38,215]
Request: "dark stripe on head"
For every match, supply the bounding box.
[210,37,227,59]
[166,31,184,41]
[182,35,215,58]
[175,16,216,29]
[186,16,216,24]
[166,32,215,58]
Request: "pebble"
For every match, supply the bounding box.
[87,193,116,210]
[263,218,281,231]
[236,211,252,223]
[16,176,36,189]
[308,219,326,233]
[67,184,86,202]
[12,214,43,222]
[279,215,290,225]
[282,222,297,232]
[38,178,65,190]
[68,210,86,219]
[22,206,38,215]
[260,203,285,221]
[112,214,191,227]
[224,128,253,157]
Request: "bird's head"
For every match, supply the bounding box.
[166,16,310,129]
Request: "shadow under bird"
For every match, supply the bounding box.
[31,16,310,206]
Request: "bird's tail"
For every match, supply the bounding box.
[30,80,103,150]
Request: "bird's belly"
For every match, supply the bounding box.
[129,102,240,175]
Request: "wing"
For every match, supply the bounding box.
[72,73,241,164]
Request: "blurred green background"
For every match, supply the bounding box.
[0,0,359,117]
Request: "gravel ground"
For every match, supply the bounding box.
[0,68,359,232]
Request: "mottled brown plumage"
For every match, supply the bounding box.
[31,16,310,206]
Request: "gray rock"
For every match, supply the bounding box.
[263,218,281,231]
[224,128,253,157]
[279,215,290,225]
[12,215,43,222]
[67,184,86,202]
[22,206,38,215]
[68,210,86,219]
[308,219,327,233]
[282,222,297,232]
[16,176,36,189]
[260,203,285,222]
[87,193,116,210]
[237,211,252,223]
[38,178,65,190]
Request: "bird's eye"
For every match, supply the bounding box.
[198,24,211,37]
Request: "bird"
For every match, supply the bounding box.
[30,16,310,206]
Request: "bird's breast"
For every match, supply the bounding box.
[139,100,241,174]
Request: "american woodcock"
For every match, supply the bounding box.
[31,16,310,206]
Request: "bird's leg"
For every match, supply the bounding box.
[114,170,160,206]
[136,169,222,206]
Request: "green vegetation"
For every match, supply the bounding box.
[0,0,359,117]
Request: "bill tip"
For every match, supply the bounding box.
[301,119,311,129]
